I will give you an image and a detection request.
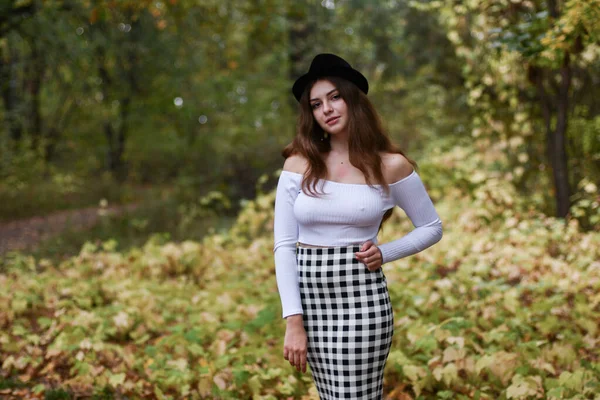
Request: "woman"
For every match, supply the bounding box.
[273,53,443,399]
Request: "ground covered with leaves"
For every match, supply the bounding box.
[1,156,599,399]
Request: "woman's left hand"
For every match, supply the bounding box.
[355,240,383,271]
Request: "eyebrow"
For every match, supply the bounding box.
[310,89,338,102]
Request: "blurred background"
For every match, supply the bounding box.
[0,0,598,257]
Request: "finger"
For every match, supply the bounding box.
[357,248,375,258]
[286,348,294,366]
[362,241,373,251]
[294,352,301,372]
[367,248,381,261]
[368,262,381,271]
[291,351,298,369]
[364,251,378,263]
[368,247,380,257]
[283,348,289,360]
[356,245,377,257]
[301,352,307,373]
[368,250,382,264]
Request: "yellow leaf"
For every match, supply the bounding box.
[442,363,458,386]
[446,336,465,348]
[197,377,212,397]
[248,375,262,394]
[475,354,494,375]
[402,365,426,382]
[433,366,443,381]
[108,372,126,388]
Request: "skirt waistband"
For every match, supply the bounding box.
[296,243,362,255]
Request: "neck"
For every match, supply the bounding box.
[328,130,349,154]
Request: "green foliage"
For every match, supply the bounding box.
[44,388,72,400]
[1,0,471,217]
[410,0,600,227]
[1,143,599,399]
[1,0,598,232]
[28,190,236,261]
[0,173,137,222]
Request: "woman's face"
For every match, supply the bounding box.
[309,79,349,136]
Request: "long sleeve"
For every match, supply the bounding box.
[273,171,303,319]
[378,170,443,264]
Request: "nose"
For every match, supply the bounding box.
[323,100,333,114]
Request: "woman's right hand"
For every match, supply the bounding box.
[283,315,307,373]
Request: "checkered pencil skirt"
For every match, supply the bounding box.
[296,244,394,400]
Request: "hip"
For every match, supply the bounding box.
[295,244,388,289]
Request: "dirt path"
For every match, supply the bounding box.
[0,204,138,255]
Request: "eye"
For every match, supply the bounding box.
[332,94,340,100]
[311,102,320,109]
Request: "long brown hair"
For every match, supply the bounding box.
[282,76,418,232]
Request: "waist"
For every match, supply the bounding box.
[297,240,375,249]
[297,242,330,248]
[296,243,363,256]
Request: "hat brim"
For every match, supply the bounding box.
[292,66,369,102]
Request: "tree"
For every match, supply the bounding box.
[414,0,600,219]
[0,1,39,143]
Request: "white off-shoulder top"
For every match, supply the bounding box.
[273,169,443,318]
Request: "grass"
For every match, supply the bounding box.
[0,178,156,223]
[1,172,239,262]
[25,191,236,262]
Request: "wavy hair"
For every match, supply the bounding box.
[282,76,418,231]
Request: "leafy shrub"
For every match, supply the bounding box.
[1,145,599,399]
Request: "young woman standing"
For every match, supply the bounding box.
[273,53,443,399]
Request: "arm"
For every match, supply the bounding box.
[273,171,303,319]
[377,170,443,264]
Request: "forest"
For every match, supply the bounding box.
[1,0,599,399]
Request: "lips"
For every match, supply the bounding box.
[326,116,340,125]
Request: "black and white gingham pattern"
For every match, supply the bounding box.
[296,244,394,400]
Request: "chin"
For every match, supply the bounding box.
[325,126,345,136]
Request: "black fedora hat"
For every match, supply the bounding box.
[292,53,369,102]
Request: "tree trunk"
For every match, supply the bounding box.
[103,98,129,182]
[44,97,75,164]
[28,35,44,149]
[1,36,23,143]
[551,52,572,218]
[114,96,130,182]
[536,0,572,219]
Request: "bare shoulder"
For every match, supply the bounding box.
[380,152,414,183]
[283,153,309,175]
